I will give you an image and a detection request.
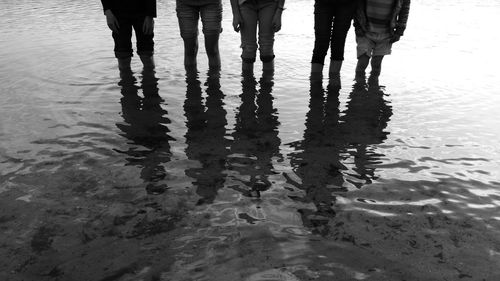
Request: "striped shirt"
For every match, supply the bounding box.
[366,0,395,33]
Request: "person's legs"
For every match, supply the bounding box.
[112,16,134,70]
[239,2,259,72]
[370,55,384,76]
[355,32,377,82]
[311,0,334,73]
[257,1,277,71]
[329,1,356,74]
[176,1,200,68]
[370,33,392,78]
[355,54,370,77]
[200,2,223,69]
[132,16,155,69]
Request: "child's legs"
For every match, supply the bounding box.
[257,1,277,63]
[132,16,155,58]
[329,1,356,61]
[311,0,334,65]
[370,55,384,76]
[200,2,222,68]
[355,34,376,75]
[367,33,392,76]
[239,4,259,63]
[112,16,134,59]
[176,1,200,66]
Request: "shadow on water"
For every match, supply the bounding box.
[183,68,229,205]
[115,68,174,195]
[287,76,392,235]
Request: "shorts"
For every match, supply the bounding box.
[356,32,393,58]
[176,0,223,38]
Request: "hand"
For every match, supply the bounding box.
[272,12,282,32]
[390,34,401,43]
[105,10,119,33]
[232,15,242,32]
[143,16,154,35]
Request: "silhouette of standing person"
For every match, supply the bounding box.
[183,69,229,205]
[101,0,156,70]
[310,0,357,87]
[116,68,173,195]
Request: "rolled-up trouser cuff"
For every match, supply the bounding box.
[260,55,275,63]
[242,56,256,63]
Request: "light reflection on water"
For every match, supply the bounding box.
[1,0,500,280]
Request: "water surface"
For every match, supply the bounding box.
[1,0,500,280]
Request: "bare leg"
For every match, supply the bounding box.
[355,54,370,82]
[118,57,132,71]
[355,54,370,76]
[311,63,324,73]
[140,55,155,70]
[328,60,343,88]
[368,55,384,87]
[370,55,384,77]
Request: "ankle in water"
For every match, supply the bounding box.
[328,73,341,89]
[140,55,155,70]
[118,57,131,71]
[311,63,324,73]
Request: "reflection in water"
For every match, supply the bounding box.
[288,78,392,234]
[228,70,281,199]
[341,80,393,187]
[115,69,173,194]
[184,69,229,205]
[288,78,345,234]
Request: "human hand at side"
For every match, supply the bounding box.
[232,15,243,32]
[105,9,119,33]
[143,16,154,35]
[272,12,282,32]
[390,34,401,43]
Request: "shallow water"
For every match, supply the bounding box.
[1,0,500,280]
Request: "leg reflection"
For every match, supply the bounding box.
[340,81,393,187]
[288,77,346,235]
[228,70,281,199]
[184,68,229,205]
[116,68,173,194]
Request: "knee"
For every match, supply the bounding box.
[260,55,275,63]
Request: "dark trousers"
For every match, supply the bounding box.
[311,0,357,64]
[112,14,154,59]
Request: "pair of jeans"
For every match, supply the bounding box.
[112,14,154,59]
[176,0,223,39]
[311,0,357,64]
[239,0,278,63]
